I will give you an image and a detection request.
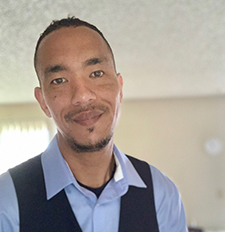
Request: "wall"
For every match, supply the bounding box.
[114,96,225,230]
[0,103,55,139]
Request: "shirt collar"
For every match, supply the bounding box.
[113,144,146,188]
[42,136,146,200]
[42,136,75,200]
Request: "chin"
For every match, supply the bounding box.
[67,133,113,153]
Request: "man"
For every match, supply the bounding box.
[0,17,188,231]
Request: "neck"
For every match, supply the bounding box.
[58,137,115,188]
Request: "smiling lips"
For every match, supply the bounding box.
[73,110,103,126]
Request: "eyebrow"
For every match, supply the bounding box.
[83,57,107,67]
[44,64,68,76]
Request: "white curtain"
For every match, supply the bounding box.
[0,118,50,174]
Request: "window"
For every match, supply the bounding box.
[0,118,50,174]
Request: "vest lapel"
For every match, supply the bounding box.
[118,155,159,232]
[9,155,83,232]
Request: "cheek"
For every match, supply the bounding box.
[44,95,63,119]
[99,87,121,121]
[98,80,121,100]
[107,92,121,124]
[114,96,121,119]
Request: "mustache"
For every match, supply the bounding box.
[64,105,109,122]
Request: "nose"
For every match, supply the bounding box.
[70,79,96,106]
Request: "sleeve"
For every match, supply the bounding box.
[150,165,188,232]
[0,171,19,232]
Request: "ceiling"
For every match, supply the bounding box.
[1,0,225,104]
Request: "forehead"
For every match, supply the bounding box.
[36,26,111,63]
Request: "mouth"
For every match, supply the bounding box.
[73,110,103,127]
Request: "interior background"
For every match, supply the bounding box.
[1,0,225,230]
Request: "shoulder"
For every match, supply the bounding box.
[150,165,178,196]
[9,154,42,175]
[0,171,19,229]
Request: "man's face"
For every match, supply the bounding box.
[35,26,123,153]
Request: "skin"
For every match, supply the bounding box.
[34,26,123,188]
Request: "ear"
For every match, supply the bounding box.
[34,87,52,118]
[117,73,123,103]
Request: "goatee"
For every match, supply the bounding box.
[67,134,112,153]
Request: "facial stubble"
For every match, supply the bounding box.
[66,129,113,153]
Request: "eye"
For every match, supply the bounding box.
[90,70,104,78]
[51,78,67,85]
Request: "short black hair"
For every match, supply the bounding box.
[34,16,115,72]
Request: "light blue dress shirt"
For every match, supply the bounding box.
[0,136,188,232]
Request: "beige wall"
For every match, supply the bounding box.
[0,103,55,139]
[1,96,225,230]
[114,96,225,230]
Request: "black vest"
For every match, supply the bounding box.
[9,154,159,232]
